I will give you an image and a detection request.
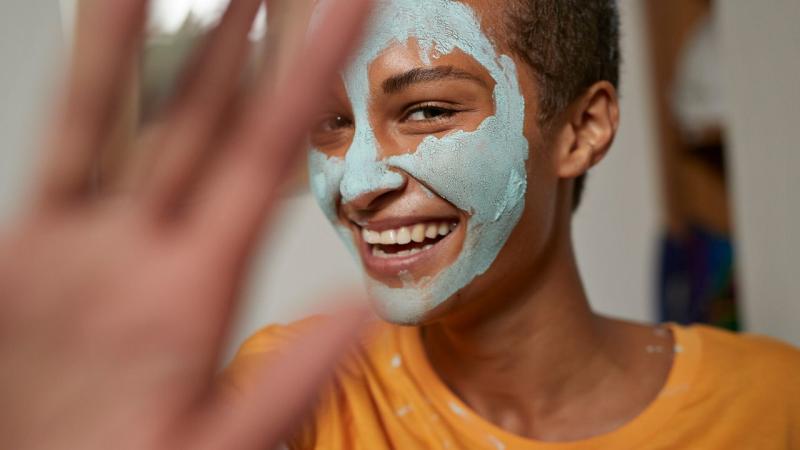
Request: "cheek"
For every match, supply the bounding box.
[386,118,526,224]
[308,150,345,224]
[526,136,563,216]
[507,160,560,262]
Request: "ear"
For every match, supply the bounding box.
[552,81,619,180]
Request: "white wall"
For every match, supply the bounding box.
[0,1,63,220]
[718,0,800,345]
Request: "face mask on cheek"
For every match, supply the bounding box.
[308,0,529,324]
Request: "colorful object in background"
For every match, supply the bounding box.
[648,2,741,332]
[659,224,739,331]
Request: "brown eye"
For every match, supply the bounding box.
[318,115,353,132]
[406,106,456,122]
[311,114,354,151]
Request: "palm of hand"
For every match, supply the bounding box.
[0,0,371,449]
[1,212,222,448]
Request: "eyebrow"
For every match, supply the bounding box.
[381,66,488,94]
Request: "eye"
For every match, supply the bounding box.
[405,105,456,122]
[310,113,354,152]
[316,115,353,132]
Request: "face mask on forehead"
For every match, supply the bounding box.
[308,0,529,324]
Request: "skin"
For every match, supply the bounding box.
[315,43,495,286]
[312,0,676,441]
[0,0,373,449]
[311,0,531,322]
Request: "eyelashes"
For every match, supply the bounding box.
[403,103,459,123]
[310,102,469,150]
[315,103,461,130]
[316,115,353,133]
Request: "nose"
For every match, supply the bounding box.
[339,123,406,209]
[343,171,408,212]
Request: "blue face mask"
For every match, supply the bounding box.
[308,0,529,324]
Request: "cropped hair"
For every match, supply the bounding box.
[504,0,621,211]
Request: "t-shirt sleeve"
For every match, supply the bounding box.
[219,318,325,450]
[745,334,800,443]
[221,316,325,392]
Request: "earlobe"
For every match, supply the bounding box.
[556,81,619,179]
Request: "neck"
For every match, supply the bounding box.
[421,229,622,435]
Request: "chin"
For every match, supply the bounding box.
[366,281,457,326]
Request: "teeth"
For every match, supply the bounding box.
[380,229,397,245]
[362,229,381,244]
[372,245,429,259]
[411,224,426,243]
[397,227,412,245]
[425,224,439,239]
[363,221,458,253]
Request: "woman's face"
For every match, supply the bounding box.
[308,0,557,324]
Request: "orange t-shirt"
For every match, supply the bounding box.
[224,320,800,449]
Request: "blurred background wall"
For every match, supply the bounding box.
[0,0,63,222]
[717,0,800,345]
[572,0,660,326]
[0,1,797,356]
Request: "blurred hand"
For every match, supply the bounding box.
[0,0,371,449]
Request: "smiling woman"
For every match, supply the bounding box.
[3,0,797,449]
[308,0,529,324]
[225,1,800,449]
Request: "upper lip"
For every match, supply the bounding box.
[351,215,459,232]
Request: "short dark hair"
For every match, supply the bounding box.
[503,0,621,211]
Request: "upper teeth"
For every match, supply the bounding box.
[362,222,456,245]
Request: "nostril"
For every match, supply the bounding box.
[344,183,406,212]
[340,168,405,204]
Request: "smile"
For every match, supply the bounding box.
[355,219,460,277]
[363,221,457,257]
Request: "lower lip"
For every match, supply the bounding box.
[357,228,456,278]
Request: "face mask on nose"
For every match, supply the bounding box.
[308,0,529,324]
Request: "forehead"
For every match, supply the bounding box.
[351,0,502,71]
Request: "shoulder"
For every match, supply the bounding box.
[681,324,800,402]
[232,316,399,360]
[221,316,330,393]
[233,316,326,358]
[225,317,400,385]
[225,319,405,449]
[691,324,800,371]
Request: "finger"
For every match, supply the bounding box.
[190,0,373,263]
[186,305,371,450]
[35,0,149,207]
[133,0,266,215]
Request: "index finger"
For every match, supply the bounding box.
[190,0,373,267]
